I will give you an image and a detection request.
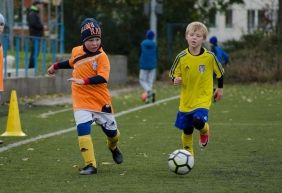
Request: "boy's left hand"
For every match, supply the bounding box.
[214,88,223,102]
[68,78,85,85]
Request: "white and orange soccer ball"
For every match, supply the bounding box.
[140,92,148,102]
[168,149,194,175]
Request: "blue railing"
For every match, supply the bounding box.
[2,33,59,79]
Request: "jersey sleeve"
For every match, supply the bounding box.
[169,54,182,79]
[212,56,224,78]
[68,47,79,68]
[96,53,110,81]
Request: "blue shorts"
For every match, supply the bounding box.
[175,108,208,130]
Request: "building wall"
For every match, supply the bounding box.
[208,0,278,42]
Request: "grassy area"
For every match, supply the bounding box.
[0,83,281,193]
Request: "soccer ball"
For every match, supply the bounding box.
[168,149,194,175]
[140,92,148,102]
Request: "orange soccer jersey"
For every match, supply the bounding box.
[0,45,3,91]
[68,46,112,112]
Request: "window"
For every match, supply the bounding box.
[225,9,233,28]
[208,9,216,27]
[247,10,255,32]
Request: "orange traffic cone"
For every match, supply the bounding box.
[1,90,26,136]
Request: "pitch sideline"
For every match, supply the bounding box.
[0,95,179,153]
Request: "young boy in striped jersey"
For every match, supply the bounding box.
[169,21,224,156]
[47,18,123,175]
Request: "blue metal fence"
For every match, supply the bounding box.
[2,33,59,79]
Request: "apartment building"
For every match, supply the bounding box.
[208,0,279,41]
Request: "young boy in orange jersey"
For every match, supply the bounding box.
[47,18,123,175]
[0,13,5,145]
[169,21,224,156]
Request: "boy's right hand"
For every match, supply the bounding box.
[47,63,57,75]
[173,77,182,85]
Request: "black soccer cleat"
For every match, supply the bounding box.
[146,91,156,103]
[79,164,97,175]
[110,147,123,164]
[151,92,156,103]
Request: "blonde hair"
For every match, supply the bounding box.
[185,21,208,39]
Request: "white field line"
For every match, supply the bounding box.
[0,95,179,153]
[38,108,72,118]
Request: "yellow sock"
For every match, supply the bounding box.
[107,130,120,150]
[181,132,194,156]
[200,123,209,135]
[78,135,96,167]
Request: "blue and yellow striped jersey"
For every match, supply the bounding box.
[169,47,224,112]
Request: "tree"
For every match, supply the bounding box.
[278,0,282,35]
[64,0,146,55]
[277,0,282,75]
[63,0,244,75]
[194,0,244,25]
